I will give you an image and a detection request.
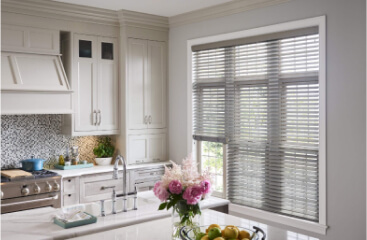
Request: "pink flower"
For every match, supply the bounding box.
[169,180,182,194]
[183,185,203,205]
[153,181,169,202]
[200,180,211,194]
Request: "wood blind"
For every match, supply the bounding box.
[192,29,320,221]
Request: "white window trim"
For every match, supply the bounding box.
[187,16,327,235]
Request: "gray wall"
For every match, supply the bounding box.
[168,0,366,239]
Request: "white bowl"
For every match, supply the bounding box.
[95,157,113,166]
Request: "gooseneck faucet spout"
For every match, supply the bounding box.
[113,153,127,212]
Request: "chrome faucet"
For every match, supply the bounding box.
[113,153,127,212]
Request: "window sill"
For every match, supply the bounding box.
[229,203,328,235]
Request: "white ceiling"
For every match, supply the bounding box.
[51,0,234,17]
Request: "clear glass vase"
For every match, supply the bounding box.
[171,200,201,240]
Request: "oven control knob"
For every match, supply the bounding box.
[21,186,30,196]
[45,183,52,192]
[53,182,60,191]
[1,191,3,199]
[34,185,41,194]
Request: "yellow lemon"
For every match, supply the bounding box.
[201,235,210,240]
[222,227,239,239]
[239,230,251,239]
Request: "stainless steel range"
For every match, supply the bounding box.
[1,169,61,214]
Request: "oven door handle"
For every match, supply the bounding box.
[1,195,59,207]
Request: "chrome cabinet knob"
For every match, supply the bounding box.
[21,186,30,196]
[34,184,41,194]
[45,182,52,192]
[53,182,60,191]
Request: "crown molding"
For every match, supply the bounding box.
[2,0,119,26]
[118,10,169,32]
[169,0,292,28]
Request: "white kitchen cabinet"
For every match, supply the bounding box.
[72,34,119,135]
[62,177,80,207]
[2,24,59,54]
[80,171,128,203]
[127,38,166,130]
[128,133,167,164]
[129,167,165,192]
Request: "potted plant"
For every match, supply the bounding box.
[93,137,115,165]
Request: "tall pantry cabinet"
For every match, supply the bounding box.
[119,12,169,165]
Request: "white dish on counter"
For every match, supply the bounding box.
[95,157,113,166]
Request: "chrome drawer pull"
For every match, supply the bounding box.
[93,110,97,125]
[98,110,101,125]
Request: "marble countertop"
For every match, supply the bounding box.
[70,209,320,240]
[51,162,171,178]
[1,191,229,240]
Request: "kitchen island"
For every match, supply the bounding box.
[70,209,321,240]
[1,191,229,240]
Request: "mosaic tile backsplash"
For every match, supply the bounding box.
[1,115,101,169]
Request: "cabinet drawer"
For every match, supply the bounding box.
[80,171,129,203]
[135,169,164,179]
[63,193,78,206]
[135,180,157,192]
[63,177,78,194]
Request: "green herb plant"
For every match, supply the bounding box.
[93,137,115,158]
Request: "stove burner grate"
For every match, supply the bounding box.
[31,169,58,178]
[0,169,59,183]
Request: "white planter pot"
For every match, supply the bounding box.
[95,157,113,166]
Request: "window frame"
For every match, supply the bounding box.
[187,16,327,234]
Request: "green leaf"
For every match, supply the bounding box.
[158,202,168,210]
[167,201,174,210]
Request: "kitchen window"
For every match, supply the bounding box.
[190,17,326,231]
[198,141,226,198]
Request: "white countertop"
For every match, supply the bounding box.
[69,209,321,240]
[1,191,229,240]
[50,162,171,178]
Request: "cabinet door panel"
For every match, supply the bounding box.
[97,37,119,131]
[128,135,148,164]
[147,41,166,129]
[2,26,26,50]
[2,25,59,54]
[148,134,166,162]
[28,29,58,53]
[128,38,147,130]
[74,34,98,132]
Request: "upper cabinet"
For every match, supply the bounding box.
[2,25,59,54]
[127,38,166,130]
[71,33,119,135]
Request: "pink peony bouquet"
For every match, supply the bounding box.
[153,155,212,225]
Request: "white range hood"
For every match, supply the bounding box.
[1,25,73,115]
